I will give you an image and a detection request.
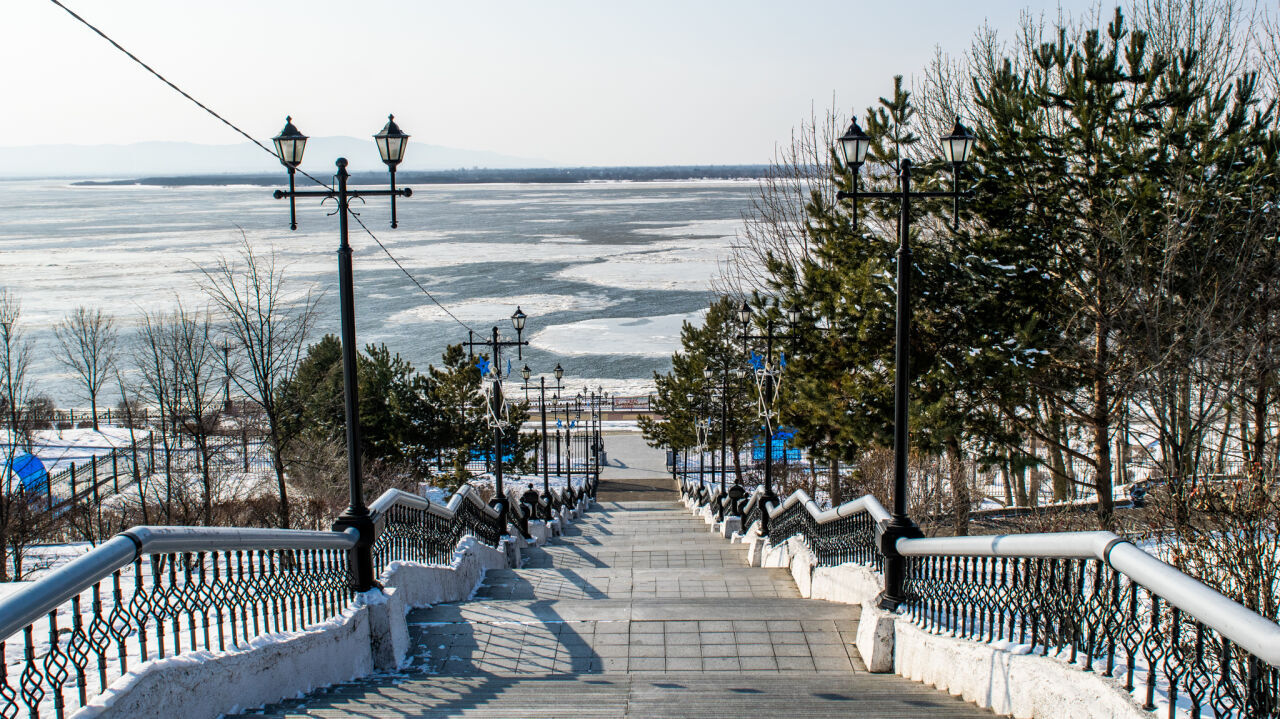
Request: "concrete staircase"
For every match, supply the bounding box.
[233,501,992,717]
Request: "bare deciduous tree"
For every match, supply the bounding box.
[53,307,118,430]
[169,303,222,526]
[135,306,224,525]
[0,289,39,580]
[201,236,319,528]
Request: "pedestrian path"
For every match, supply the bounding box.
[234,500,992,717]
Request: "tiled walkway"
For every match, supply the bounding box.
[236,500,993,717]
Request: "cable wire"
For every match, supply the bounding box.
[347,211,476,331]
[48,0,478,333]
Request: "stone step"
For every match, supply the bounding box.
[408,597,859,624]
[521,547,748,569]
[476,567,798,601]
[236,673,993,718]
[225,497,995,718]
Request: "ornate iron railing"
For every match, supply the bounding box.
[0,527,355,719]
[766,491,885,571]
[0,483,517,719]
[369,485,504,571]
[681,482,1280,717]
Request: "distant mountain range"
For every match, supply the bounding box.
[0,137,555,179]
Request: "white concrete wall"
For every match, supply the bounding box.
[73,609,374,719]
[893,620,1150,718]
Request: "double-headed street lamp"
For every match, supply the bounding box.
[464,308,530,530]
[522,362,565,514]
[834,114,977,609]
[270,114,411,592]
[737,302,801,535]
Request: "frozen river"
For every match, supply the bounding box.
[0,178,756,405]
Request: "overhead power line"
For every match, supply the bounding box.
[48,0,476,333]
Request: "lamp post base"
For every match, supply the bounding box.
[875,517,924,610]
[332,506,379,593]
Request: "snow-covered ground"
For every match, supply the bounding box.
[2,426,151,476]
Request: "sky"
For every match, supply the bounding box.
[3,0,1102,166]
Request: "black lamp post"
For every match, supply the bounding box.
[463,308,529,530]
[686,391,705,487]
[526,363,564,513]
[592,386,605,483]
[703,364,738,494]
[835,114,977,609]
[220,338,233,412]
[271,114,412,593]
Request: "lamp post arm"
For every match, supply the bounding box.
[273,188,412,200]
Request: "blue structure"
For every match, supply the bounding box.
[4,453,48,494]
[751,432,802,462]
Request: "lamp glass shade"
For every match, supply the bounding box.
[511,306,527,331]
[941,118,977,164]
[521,364,531,381]
[788,307,801,326]
[836,118,871,166]
[703,367,713,380]
[374,114,410,167]
[554,363,564,380]
[273,117,308,169]
[738,301,752,325]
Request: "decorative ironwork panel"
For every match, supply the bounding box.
[1,547,351,719]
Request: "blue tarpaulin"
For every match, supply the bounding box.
[751,434,802,462]
[5,454,48,494]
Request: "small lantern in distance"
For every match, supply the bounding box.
[274,117,308,230]
[373,114,410,228]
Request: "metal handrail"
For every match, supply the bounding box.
[0,484,500,670]
[898,531,1280,667]
[367,484,499,522]
[686,482,1280,672]
[0,526,359,649]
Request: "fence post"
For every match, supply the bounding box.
[242,430,250,472]
[91,455,100,504]
[70,461,77,500]
[148,434,156,472]
[46,469,53,511]
[112,452,119,494]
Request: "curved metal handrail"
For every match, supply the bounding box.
[367,484,500,522]
[0,525,360,649]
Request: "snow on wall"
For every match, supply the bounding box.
[71,608,373,719]
[893,620,1150,719]
[70,537,515,719]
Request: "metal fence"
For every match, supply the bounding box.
[682,478,1280,718]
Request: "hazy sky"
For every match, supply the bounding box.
[4,0,1100,166]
